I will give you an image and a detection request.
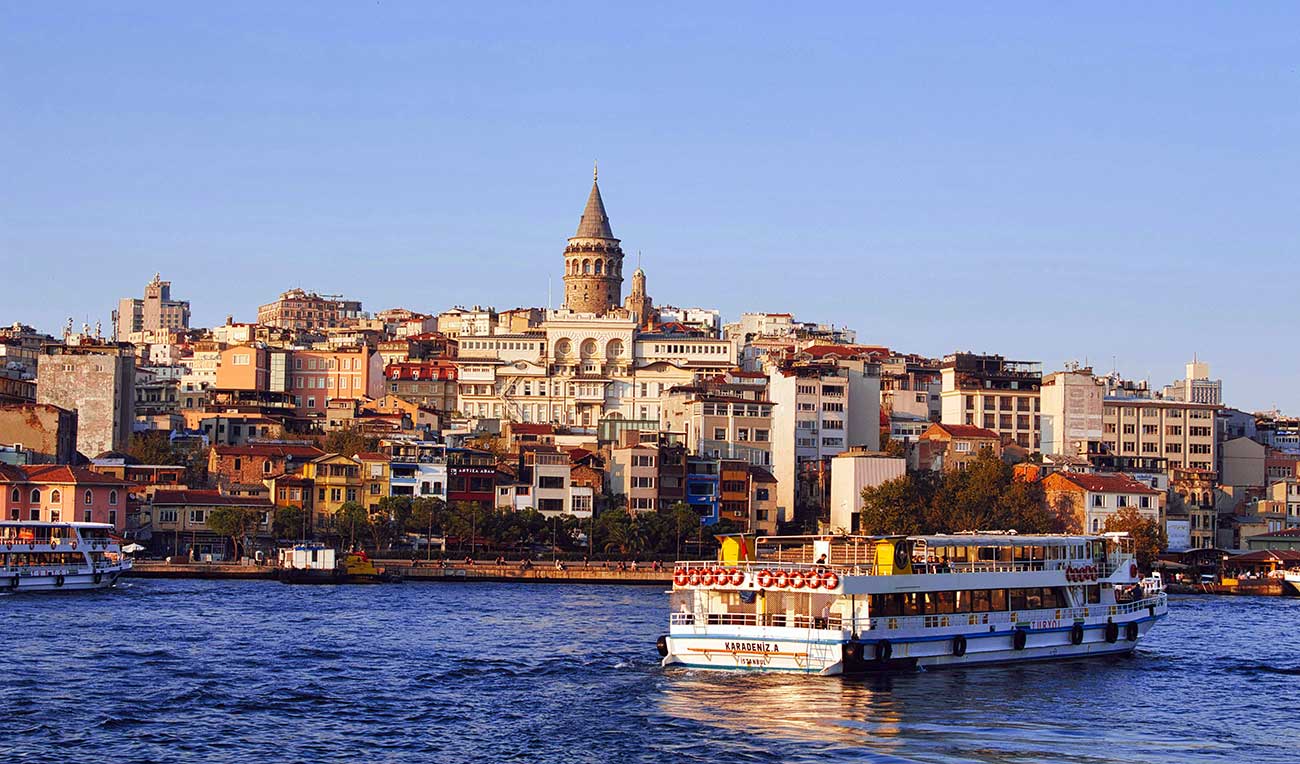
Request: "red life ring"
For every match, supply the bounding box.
[773,569,790,588]
[789,571,806,589]
[806,570,823,589]
[673,569,690,587]
[729,569,745,586]
[701,568,717,586]
[756,569,774,588]
[822,571,839,589]
[687,569,701,586]
[1129,562,1138,578]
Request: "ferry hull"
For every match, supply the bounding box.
[663,612,1163,675]
[2,569,126,593]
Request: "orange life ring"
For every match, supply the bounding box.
[773,569,789,588]
[701,568,716,586]
[756,569,774,588]
[789,571,806,589]
[822,570,839,589]
[729,568,745,586]
[687,569,701,586]
[673,569,690,587]
[806,570,823,589]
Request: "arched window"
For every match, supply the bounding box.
[50,490,61,504]
[109,490,118,506]
[582,259,591,274]
[84,489,93,505]
[9,487,18,503]
[594,259,603,275]
[30,488,40,503]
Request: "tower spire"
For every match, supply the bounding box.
[594,160,598,182]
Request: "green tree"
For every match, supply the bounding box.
[334,501,370,550]
[860,476,930,536]
[126,431,174,465]
[272,505,307,539]
[319,428,376,458]
[1103,507,1167,572]
[881,435,907,459]
[207,506,261,560]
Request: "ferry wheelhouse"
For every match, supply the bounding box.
[0,521,132,592]
[659,532,1167,674]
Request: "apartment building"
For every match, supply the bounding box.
[767,357,881,523]
[940,352,1042,451]
[1039,367,1105,457]
[115,273,191,341]
[1102,396,1218,475]
[257,289,363,332]
[288,348,385,415]
[661,375,773,467]
[609,442,659,513]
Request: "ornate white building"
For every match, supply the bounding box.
[453,173,735,427]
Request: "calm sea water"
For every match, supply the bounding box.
[1,580,1296,764]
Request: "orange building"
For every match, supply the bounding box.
[288,348,385,415]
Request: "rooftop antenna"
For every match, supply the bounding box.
[547,276,553,312]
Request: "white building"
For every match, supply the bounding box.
[767,357,881,524]
[828,450,906,533]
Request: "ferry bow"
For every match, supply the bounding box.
[658,531,1167,675]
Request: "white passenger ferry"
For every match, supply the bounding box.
[658,532,1167,674]
[0,522,132,592]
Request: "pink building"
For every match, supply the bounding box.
[0,464,132,532]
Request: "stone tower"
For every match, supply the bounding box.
[623,262,653,327]
[563,167,624,315]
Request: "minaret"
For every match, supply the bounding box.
[562,164,624,315]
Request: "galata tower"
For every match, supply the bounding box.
[562,165,624,315]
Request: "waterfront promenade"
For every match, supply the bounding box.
[128,559,673,585]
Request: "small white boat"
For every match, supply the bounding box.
[658,531,1167,675]
[0,521,132,592]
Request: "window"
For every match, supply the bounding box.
[234,458,242,471]
[108,510,117,527]
[9,488,17,503]
[84,490,93,505]
[190,509,206,523]
[159,509,178,523]
[29,508,40,521]
[754,429,769,442]
[1092,495,1104,508]
[632,476,656,489]
[109,490,118,505]
[50,490,61,504]
[713,428,727,440]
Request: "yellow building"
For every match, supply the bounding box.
[355,451,391,513]
[303,453,362,528]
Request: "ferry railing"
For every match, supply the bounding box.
[673,560,878,576]
[866,593,1167,633]
[670,612,846,630]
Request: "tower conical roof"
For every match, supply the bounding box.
[574,179,615,240]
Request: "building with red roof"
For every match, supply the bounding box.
[0,463,131,531]
[1042,470,1162,535]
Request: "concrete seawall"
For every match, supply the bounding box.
[127,560,672,586]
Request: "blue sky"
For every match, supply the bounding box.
[2,3,1297,411]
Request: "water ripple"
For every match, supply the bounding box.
[1,582,1297,763]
